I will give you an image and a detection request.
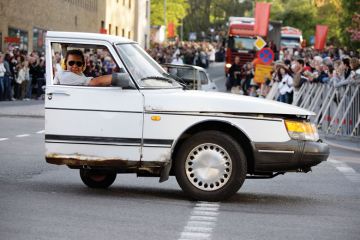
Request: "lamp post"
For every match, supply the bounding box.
[164,0,167,41]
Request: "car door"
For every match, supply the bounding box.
[44,38,144,163]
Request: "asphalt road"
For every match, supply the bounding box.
[0,63,360,240]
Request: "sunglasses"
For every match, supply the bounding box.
[68,61,84,67]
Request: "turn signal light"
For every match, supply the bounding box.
[285,120,319,141]
[151,116,161,121]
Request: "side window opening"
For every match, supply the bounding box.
[51,43,124,86]
[200,71,208,85]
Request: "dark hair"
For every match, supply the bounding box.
[64,49,85,68]
[342,58,350,68]
[277,65,292,80]
[296,59,305,67]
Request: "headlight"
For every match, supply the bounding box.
[225,63,232,68]
[285,120,319,141]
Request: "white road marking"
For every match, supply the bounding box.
[329,158,360,184]
[336,166,356,174]
[16,134,30,138]
[179,202,219,240]
[0,138,9,141]
[36,130,45,134]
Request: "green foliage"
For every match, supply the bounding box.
[151,0,359,48]
[151,0,189,36]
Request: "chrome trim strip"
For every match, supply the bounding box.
[258,150,295,154]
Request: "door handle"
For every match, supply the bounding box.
[47,91,70,100]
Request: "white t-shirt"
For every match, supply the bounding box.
[171,57,184,65]
[54,70,92,85]
[278,74,293,95]
[0,63,6,77]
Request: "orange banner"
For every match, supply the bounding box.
[167,22,175,38]
[314,25,328,50]
[254,2,271,37]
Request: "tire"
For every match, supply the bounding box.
[175,130,247,201]
[79,169,117,189]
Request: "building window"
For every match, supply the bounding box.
[33,28,46,53]
[0,32,2,52]
[122,29,125,37]
[129,0,131,8]
[146,1,149,18]
[101,21,105,29]
[75,16,78,26]
[128,31,131,39]
[123,0,125,5]
[115,27,118,36]
[109,24,112,34]
[8,27,28,51]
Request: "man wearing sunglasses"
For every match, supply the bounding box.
[55,49,112,86]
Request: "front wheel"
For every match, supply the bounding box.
[79,169,117,189]
[175,131,247,201]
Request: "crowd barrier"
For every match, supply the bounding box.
[292,76,360,138]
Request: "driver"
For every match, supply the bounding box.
[54,49,114,86]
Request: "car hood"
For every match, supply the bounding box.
[143,90,314,116]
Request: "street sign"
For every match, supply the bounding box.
[254,64,273,84]
[258,47,274,65]
[254,36,267,50]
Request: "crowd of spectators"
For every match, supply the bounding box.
[0,48,45,101]
[1,41,359,105]
[147,41,225,68]
[226,46,360,104]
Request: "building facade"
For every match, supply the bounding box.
[0,0,150,52]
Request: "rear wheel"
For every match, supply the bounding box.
[79,169,116,189]
[175,131,247,201]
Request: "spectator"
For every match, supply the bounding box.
[277,66,293,104]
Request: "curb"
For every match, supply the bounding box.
[324,140,360,153]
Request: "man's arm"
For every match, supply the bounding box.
[89,75,112,86]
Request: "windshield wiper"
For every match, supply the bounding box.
[140,76,174,83]
[162,72,189,90]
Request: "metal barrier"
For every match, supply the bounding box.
[293,76,360,138]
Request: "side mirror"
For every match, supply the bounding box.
[111,72,135,89]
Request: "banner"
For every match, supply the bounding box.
[167,22,175,38]
[314,25,328,50]
[254,2,271,37]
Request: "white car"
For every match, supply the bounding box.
[45,31,329,201]
[162,64,218,91]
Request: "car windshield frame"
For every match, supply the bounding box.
[115,43,182,89]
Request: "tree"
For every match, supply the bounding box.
[151,0,189,37]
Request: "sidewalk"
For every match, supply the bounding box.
[0,100,44,118]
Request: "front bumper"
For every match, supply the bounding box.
[252,140,329,172]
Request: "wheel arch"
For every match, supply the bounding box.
[170,120,255,175]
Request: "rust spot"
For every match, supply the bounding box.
[46,153,137,168]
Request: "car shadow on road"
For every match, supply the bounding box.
[24,180,319,207]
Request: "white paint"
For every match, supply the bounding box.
[16,134,30,138]
[180,232,211,239]
[36,130,45,134]
[0,138,8,141]
[178,202,219,240]
[330,158,360,185]
[336,166,356,174]
[189,216,217,222]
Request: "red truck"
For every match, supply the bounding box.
[225,17,281,75]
